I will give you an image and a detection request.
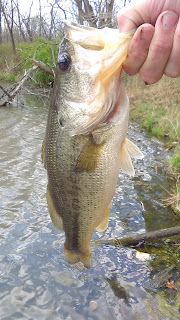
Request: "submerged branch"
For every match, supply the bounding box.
[95,226,180,247]
[0,85,12,98]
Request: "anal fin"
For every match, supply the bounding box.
[96,203,110,232]
[47,185,64,231]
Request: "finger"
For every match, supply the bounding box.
[164,17,180,77]
[117,0,180,32]
[139,11,179,84]
[123,24,154,75]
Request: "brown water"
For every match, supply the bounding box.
[0,91,179,320]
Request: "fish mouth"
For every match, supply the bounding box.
[64,21,134,136]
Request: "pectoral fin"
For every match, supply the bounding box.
[119,142,135,177]
[47,185,64,231]
[75,139,104,173]
[124,138,143,159]
[96,204,111,232]
[119,138,143,176]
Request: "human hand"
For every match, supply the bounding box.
[117,0,180,84]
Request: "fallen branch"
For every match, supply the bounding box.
[0,65,38,107]
[30,58,55,76]
[95,226,180,247]
[0,85,12,98]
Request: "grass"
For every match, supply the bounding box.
[125,74,180,213]
[125,75,180,142]
[163,177,180,213]
[169,146,180,172]
[0,72,16,81]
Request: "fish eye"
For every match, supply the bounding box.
[57,53,71,71]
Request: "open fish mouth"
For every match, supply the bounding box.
[62,21,134,136]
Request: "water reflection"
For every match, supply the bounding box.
[0,93,179,319]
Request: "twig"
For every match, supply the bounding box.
[10,57,30,70]
[30,58,55,77]
[95,226,180,247]
[5,60,10,71]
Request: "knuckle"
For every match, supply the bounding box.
[150,41,172,54]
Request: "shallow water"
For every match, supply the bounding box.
[0,92,179,320]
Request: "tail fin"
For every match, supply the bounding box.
[64,245,92,268]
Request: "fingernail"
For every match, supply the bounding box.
[162,12,179,29]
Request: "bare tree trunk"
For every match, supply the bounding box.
[73,0,116,28]
[49,4,55,40]
[22,0,33,42]
[80,0,97,27]
[39,0,42,37]
[1,0,16,54]
[106,0,115,27]
[15,0,27,42]
[0,0,2,43]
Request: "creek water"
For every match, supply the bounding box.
[0,91,179,320]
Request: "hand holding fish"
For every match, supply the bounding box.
[117,0,180,84]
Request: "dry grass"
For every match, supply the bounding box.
[0,43,19,73]
[125,74,180,108]
[125,74,180,141]
[163,176,180,213]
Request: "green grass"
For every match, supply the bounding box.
[170,147,180,172]
[151,126,164,137]
[0,71,16,81]
[130,101,180,141]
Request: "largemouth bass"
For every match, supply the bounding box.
[42,21,143,268]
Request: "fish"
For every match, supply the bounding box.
[42,21,143,268]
